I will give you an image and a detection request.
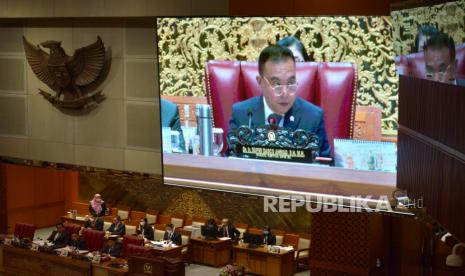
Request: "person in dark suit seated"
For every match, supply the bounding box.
[69,233,86,250]
[277,36,312,62]
[163,223,182,245]
[83,214,104,231]
[423,32,465,86]
[161,98,186,152]
[47,223,69,249]
[218,218,240,241]
[101,237,121,257]
[136,218,154,240]
[107,216,126,236]
[88,193,107,217]
[262,226,276,245]
[227,45,331,158]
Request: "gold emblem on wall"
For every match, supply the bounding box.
[23,36,111,114]
[143,263,152,274]
[157,17,398,135]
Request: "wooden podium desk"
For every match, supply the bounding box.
[145,243,183,259]
[0,244,92,276]
[190,237,231,267]
[93,258,128,276]
[163,154,397,201]
[233,244,294,276]
[62,213,88,226]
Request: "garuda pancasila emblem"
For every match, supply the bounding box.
[23,36,111,112]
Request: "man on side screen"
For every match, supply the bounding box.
[424,32,464,86]
[227,45,331,157]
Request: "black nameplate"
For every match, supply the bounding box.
[235,145,315,163]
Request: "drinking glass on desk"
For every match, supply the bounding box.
[170,130,183,153]
[212,128,224,156]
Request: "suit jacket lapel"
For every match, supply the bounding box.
[252,96,265,128]
[284,98,302,130]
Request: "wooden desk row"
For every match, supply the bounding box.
[0,245,127,276]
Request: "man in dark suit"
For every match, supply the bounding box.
[69,233,86,250]
[423,32,465,86]
[101,237,121,257]
[161,98,186,152]
[107,216,126,236]
[262,226,276,245]
[218,218,240,241]
[47,223,69,249]
[83,214,104,231]
[227,45,331,157]
[163,223,182,245]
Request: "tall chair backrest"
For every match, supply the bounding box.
[81,228,105,252]
[121,234,144,258]
[14,223,36,240]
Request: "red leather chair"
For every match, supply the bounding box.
[121,235,144,258]
[14,223,36,240]
[205,60,357,154]
[125,244,151,257]
[64,223,81,236]
[81,228,105,252]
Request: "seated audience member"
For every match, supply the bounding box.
[136,218,154,240]
[262,226,277,245]
[69,233,86,250]
[423,32,463,85]
[101,237,121,257]
[161,98,185,152]
[277,36,311,62]
[88,193,107,217]
[47,223,69,249]
[414,24,438,53]
[107,216,126,236]
[83,214,104,231]
[228,45,331,157]
[163,223,182,245]
[218,218,241,241]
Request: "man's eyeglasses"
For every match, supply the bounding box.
[425,65,451,80]
[262,77,298,96]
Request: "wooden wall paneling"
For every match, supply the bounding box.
[3,164,73,232]
[397,76,465,242]
[0,164,7,233]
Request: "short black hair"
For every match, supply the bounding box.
[258,45,295,75]
[277,36,311,61]
[415,24,439,52]
[56,223,64,228]
[424,32,456,62]
[166,223,174,229]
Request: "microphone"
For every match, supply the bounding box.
[267,113,281,129]
[247,108,253,128]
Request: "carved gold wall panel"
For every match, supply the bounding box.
[79,171,311,233]
[391,0,465,55]
[157,17,398,135]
